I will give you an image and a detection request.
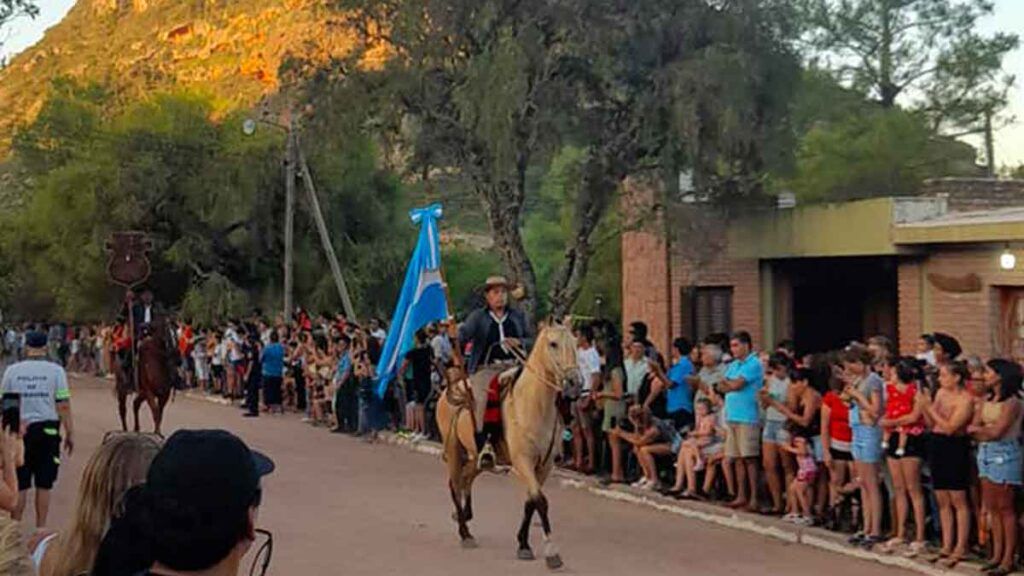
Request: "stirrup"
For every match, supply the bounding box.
[478,442,496,471]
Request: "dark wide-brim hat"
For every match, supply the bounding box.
[483,275,510,292]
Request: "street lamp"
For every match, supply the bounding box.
[1001,246,1016,271]
[242,114,357,321]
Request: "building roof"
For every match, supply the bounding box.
[893,206,1024,245]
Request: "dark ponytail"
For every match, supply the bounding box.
[91,485,156,575]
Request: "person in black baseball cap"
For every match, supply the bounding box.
[92,429,275,576]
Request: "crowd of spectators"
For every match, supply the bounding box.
[8,312,1024,574]
[560,321,1024,573]
[0,308,454,443]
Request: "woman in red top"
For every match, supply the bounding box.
[878,357,928,556]
[821,359,853,529]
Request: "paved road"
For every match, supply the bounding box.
[44,376,911,575]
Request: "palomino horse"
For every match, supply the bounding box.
[115,320,174,436]
[436,321,579,569]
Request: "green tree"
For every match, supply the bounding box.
[782,70,979,201]
[788,106,977,201]
[0,1,37,53]
[325,0,799,318]
[799,0,1019,135]
[3,81,408,322]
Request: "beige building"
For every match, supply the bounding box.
[622,178,1024,360]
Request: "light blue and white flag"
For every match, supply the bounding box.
[376,203,448,397]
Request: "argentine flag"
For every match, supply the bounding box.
[376,204,449,397]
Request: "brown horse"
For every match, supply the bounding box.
[436,321,579,569]
[115,320,174,436]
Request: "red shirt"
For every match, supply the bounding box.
[178,325,194,356]
[885,382,925,435]
[822,391,852,443]
[113,325,132,352]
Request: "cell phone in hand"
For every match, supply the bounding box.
[1,393,19,434]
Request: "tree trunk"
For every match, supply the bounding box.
[878,0,898,107]
[481,181,539,321]
[548,152,619,318]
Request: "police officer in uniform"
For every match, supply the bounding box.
[1,331,73,528]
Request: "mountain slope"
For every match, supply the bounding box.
[0,0,368,152]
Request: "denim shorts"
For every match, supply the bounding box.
[978,440,1023,486]
[762,419,790,445]
[851,424,883,464]
[812,436,824,463]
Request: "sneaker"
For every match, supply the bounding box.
[847,532,866,545]
[783,513,800,523]
[861,535,886,550]
[902,541,926,558]
[631,478,650,489]
[878,537,904,554]
[895,447,905,457]
[880,440,889,450]
[794,516,814,526]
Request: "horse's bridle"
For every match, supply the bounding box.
[506,337,579,395]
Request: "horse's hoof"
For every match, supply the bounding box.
[545,554,564,570]
[517,548,535,561]
[460,537,477,549]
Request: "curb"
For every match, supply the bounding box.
[373,431,968,576]
[181,390,236,407]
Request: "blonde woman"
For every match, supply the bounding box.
[34,432,161,576]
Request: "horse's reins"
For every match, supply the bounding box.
[505,342,573,395]
[503,338,576,470]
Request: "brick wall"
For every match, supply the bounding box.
[897,259,924,355]
[622,229,672,352]
[903,246,1024,357]
[669,251,762,347]
[621,178,673,352]
[921,178,1024,212]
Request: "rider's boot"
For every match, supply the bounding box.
[475,432,496,471]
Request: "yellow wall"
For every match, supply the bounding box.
[727,198,900,259]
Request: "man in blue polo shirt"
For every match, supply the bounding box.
[664,337,695,431]
[717,330,763,512]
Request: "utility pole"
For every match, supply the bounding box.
[296,134,357,321]
[245,114,357,320]
[984,110,996,177]
[283,121,297,318]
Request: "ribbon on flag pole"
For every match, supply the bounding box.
[375,203,449,397]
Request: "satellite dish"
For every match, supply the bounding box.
[242,118,257,136]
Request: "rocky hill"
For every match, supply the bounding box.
[0,0,378,152]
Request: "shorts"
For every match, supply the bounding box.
[701,441,724,458]
[797,470,817,484]
[829,447,853,462]
[761,419,790,445]
[886,432,926,460]
[978,439,1023,486]
[851,424,883,464]
[670,433,683,454]
[17,421,61,491]
[812,436,824,463]
[929,434,971,491]
[725,423,761,459]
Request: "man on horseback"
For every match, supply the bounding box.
[457,276,533,470]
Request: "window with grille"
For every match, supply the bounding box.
[680,286,733,341]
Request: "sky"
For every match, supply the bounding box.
[1,0,1023,167]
